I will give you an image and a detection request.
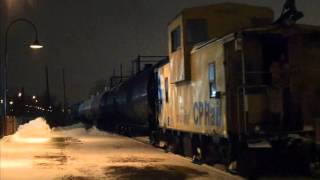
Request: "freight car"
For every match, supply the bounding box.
[152,1,320,178]
[75,56,168,134]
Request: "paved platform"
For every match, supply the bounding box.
[0,118,242,180]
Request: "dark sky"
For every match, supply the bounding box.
[1,0,320,104]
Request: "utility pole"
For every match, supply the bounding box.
[136,54,141,73]
[45,66,51,108]
[62,68,67,119]
[0,0,3,137]
[120,64,123,82]
[109,68,115,88]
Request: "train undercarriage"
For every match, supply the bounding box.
[150,128,317,178]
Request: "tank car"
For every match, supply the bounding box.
[74,58,168,134]
[105,59,167,134]
[98,90,117,130]
[112,67,156,133]
[77,94,103,128]
[76,90,117,130]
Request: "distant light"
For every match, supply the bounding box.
[32,96,36,99]
[9,101,14,105]
[35,100,39,103]
[0,99,3,104]
[18,92,22,97]
[49,106,52,109]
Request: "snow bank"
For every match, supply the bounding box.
[1,117,110,143]
[15,117,52,138]
[0,117,52,143]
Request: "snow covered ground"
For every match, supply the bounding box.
[0,117,241,180]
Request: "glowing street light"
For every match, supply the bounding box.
[18,92,22,97]
[30,39,43,49]
[2,18,43,125]
[32,95,36,100]
[9,101,14,105]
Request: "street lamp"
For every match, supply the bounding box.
[2,18,43,123]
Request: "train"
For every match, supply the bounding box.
[70,1,320,178]
[74,56,168,134]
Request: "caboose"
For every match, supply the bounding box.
[154,2,320,176]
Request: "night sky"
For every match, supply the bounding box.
[1,0,320,104]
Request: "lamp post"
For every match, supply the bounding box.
[2,18,43,125]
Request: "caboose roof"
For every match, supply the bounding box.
[191,24,320,53]
[168,2,273,25]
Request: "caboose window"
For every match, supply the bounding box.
[165,77,169,103]
[187,19,208,44]
[171,26,181,52]
[209,63,217,98]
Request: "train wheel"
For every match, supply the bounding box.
[182,134,193,157]
[192,147,203,164]
[203,140,220,165]
[149,130,160,147]
[219,141,232,166]
[169,135,181,154]
[192,135,204,164]
[164,132,181,154]
[125,127,130,136]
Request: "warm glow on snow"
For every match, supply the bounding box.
[0,160,32,168]
[0,117,228,180]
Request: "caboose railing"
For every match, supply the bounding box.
[236,71,271,139]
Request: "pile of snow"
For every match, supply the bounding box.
[15,117,52,138]
[10,117,52,143]
[1,117,109,144]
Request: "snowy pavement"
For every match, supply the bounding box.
[0,118,242,180]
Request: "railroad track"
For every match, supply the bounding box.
[131,136,244,180]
